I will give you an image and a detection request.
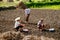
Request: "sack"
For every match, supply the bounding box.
[49,28,55,32]
[20,29,29,33]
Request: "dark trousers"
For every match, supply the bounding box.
[25,14,30,22]
[15,26,23,31]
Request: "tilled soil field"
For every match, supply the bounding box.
[0,9,60,40]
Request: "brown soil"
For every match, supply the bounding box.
[0,9,60,40]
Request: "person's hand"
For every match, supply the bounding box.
[23,24,25,26]
[37,26,39,27]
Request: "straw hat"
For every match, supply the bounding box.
[15,17,21,21]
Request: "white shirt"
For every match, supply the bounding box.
[37,20,41,27]
[14,21,20,28]
[25,8,30,14]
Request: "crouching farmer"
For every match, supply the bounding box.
[37,18,45,32]
[14,17,25,31]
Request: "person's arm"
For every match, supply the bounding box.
[19,20,24,23]
[20,24,25,27]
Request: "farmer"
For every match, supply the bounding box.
[14,17,25,31]
[37,18,45,31]
[24,7,31,22]
[16,1,31,23]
